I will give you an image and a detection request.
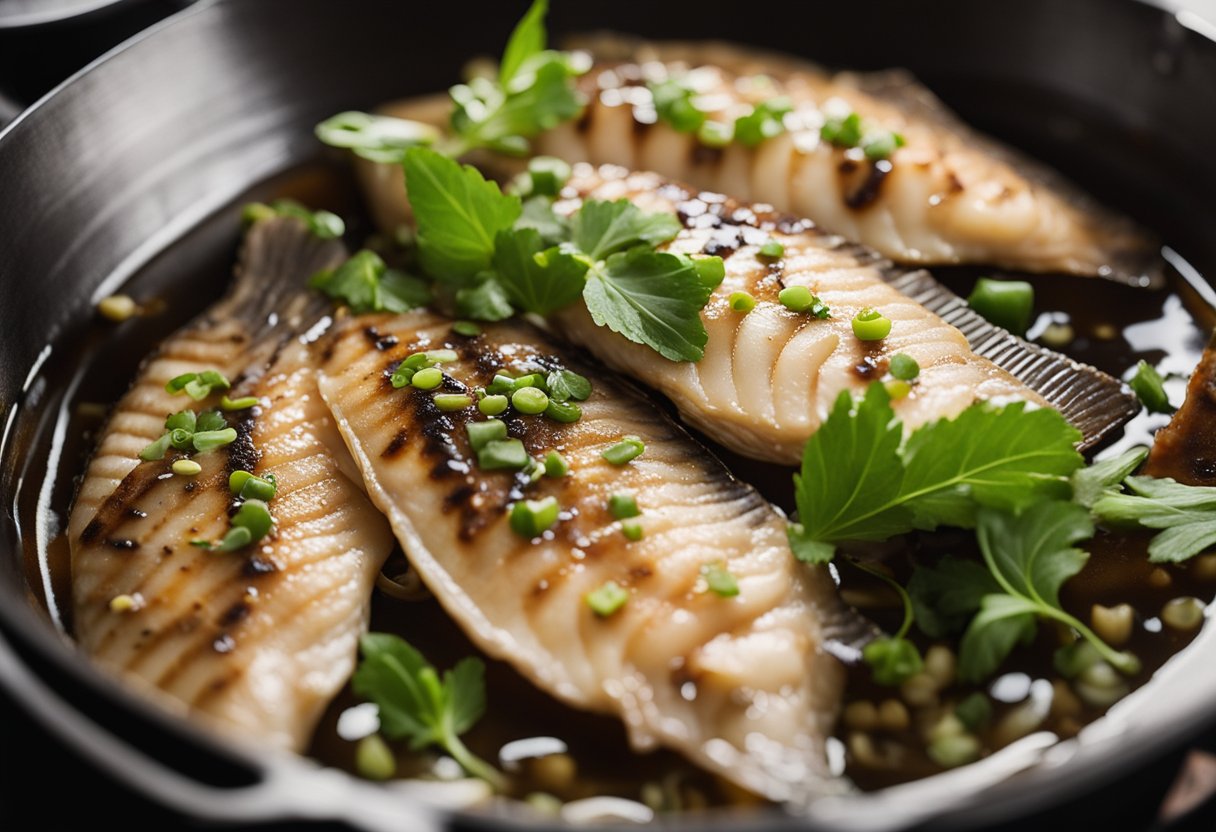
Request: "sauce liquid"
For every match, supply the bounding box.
[7,158,1215,810]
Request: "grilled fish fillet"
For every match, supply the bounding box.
[316,311,848,804]
[366,39,1156,284]
[68,219,395,751]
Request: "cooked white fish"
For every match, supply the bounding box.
[68,219,395,751]
[316,311,848,805]
[366,38,1156,284]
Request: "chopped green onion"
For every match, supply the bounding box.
[888,353,920,381]
[862,131,905,161]
[169,428,194,450]
[478,394,510,416]
[434,393,473,411]
[621,520,644,541]
[697,119,734,148]
[487,374,517,395]
[544,400,582,423]
[140,433,172,461]
[885,379,912,400]
[478,438,530,471]
[231,499,273,540]
[423,349,458,364]
[693,256,726,291]
[221,395,259,411]
[602,436,645,465]
[229,470,277,501]
[98,294,139,322]
[510,373,546,392]
[525,457,546,483]
[778,285,813,312]
[702,563,739,597]
[1128,360,1172,414]
[608,493,640,519]
[165,410,197,433]
[171,459,202,476]
[586,581,629,616]
[543,451,569,478]
[411,367,443,390]
[466,420,508,451]
[759,240,785,259]
[852,308,892,341]
[192,428,238,453]
[525,156,572,197]
[509,496,560,538]
[967,278,1034,336]
[729,291,756,313]
[648,78,707,133]
[217,526,253,552]
[241,202,278,225]
[512,387,550,415]
[733,97,792,147]
[355,734,397,781]
[229,470,254,493]
[390,367,414,388]
[954,693,992,731]
[821,112,863,147]
[452,321,481,337]
[167,370,231,401]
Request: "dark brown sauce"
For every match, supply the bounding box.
[6,159,1215,809]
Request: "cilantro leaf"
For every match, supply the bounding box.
[1072,446,1148,509]
[491,228,588,315]
[572,199,684,261]
[583,248,712,362]
[498,0,548,87]
[1092,475,1216,563]
[455,278,515,321]
[908,556,1000,639]
[788,384,1083,562]
[404,147,521,283]
[353,633,502,787]
[310,250,429,314]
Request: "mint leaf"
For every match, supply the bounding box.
[583,248,712,362]
[908,556,1000,639]
[790,384,911,557]
[901,401,1083,528]
[404,147,521,283]
[353,633,502,787]
[572,199,684,261]
[455,278,515,321]
[492,228,588,315]
[1072,447,1148,509]
[498,0,547,87]
[1092,475,1216,563]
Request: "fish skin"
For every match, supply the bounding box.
[316,311,848,805]
[543,165,1042,465]
[68,219,395,751]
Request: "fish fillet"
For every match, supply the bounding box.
[68,218,395,751]
[365,38,1156,284]
[316,311,848,804]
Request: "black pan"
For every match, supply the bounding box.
[3,0,1216,828]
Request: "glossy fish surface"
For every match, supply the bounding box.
[316,311,848,804]
[67,219,395,751]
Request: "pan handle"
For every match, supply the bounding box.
[0,629,448,831]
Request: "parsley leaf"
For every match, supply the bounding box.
[788,384,1084,563]
[497,0,547,87]
[583,248,713,362]
[908,556,1000,639]
[491,228,588,315]
[572,199,684,261]
[515,195,569,245]
[455,278,515,321]
[353,633,503,788]
[310,250,431,314]
[1092,475,1216,563]
[1072,446,1148,509]
[404,147,521,283]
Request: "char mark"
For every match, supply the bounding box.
[80,461,169,544]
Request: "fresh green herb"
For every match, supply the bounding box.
[608,493,640,519]
[390,350,457,388]
[452,320,481,337]
[888,353,920,381]
[221,395,259,411]
[729,291,756,313]
[229,471,278,502]
[434,393,473,411]
[166,370,231,401]
[884,379,911,400]
[192,498,274,553]
[478,394,509,416]
[545,369,592,402]
[314,111,440,164]
[492,227,588,315]
[621,519,644,541]
[852,307,892,341]
[355,734,397,781]
[954,693,993,731]
[1128,360,1173,414]
[701,563,739,598]
[778,285,830,317]
[733,97,792,147]
[1092,475,1216,563]
[543,399,582,423]
[466,420,508,451]
[821,112,864,147]
[861,131,905,161]
[408,367,443,390]
[511,386,549,415]
[852,559,924,685]
[140,409,237,460]
[543,450,569,478]
[1071,447,1148,509]
[967,278,1034,337]
[478,438,530,471]
[514,194,569,244]
[487,374,517,396]
[648,77,706,133]
[586,581,629,617]
[693,256,726,292]
[510,373,545,391]
[787,383,1083,564]
[352,633,502,788]
[697,119,734,147]
[908,556,999,639]
[519,156,572,197]
[509,496,561,537]
[242,198,346,240]
[311,250,431,314]
[456,279,515,322]
[571,199,683,261]
[602,435,645,466]
[759,240,785,259]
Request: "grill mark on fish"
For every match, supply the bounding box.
[844,160,893,210]
[79,461,169,544]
